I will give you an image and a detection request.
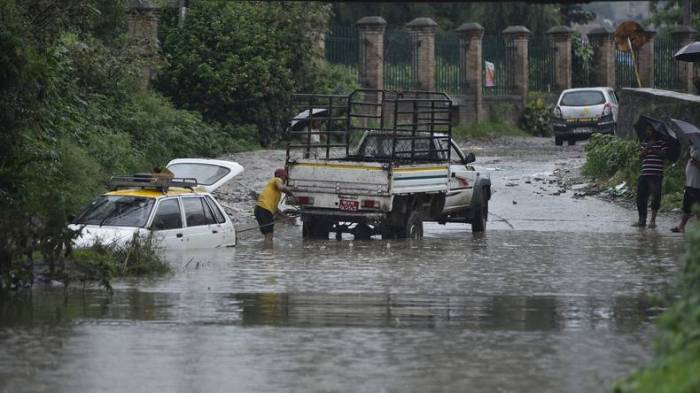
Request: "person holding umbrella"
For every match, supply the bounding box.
[670,119,700,233]
[632,116,679,228]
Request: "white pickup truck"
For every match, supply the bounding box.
[285,89,491,240]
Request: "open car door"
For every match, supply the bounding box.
[166,158,244,193]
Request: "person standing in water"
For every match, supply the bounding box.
[254,169,294,244]
[633,129,669,229]
[671,145,700,233]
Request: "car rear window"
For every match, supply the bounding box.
[168,163,230,186]
[560,91,606,106]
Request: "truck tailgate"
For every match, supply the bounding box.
[288,160,390,196]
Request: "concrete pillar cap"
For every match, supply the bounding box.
[502,25,530,35]
[671,25,697,35]
[406,17,438,28]
[588,25,614,37]
[356,16,387,27]
[546,26,573,35]
[456,22,484,33]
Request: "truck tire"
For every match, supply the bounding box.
[302,217,331,239]
[555,136,563,146]
[390,211,423,240]
[471,192,488,233]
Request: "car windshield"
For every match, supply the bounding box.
[167,163,230,186]
[74,195,155,227]
[560,91,605,106]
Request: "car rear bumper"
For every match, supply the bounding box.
[552,120,615,138]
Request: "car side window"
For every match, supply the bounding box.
[204,196,226,224]
[183,197,217,227]
[608,90,618,104]
[151,199,182,230]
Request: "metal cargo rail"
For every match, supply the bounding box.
[286,89,454,163]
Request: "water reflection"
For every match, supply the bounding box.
[1,289,658,334]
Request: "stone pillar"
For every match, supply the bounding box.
[588,26,616,88]
[356,16,387,90]
[127,0,160,89]
[456,23,485,122]
[637,29,656,88]
[407,18,438,91]
[502,26,530,104]
[546,26,573,92]
[671,26,696,93]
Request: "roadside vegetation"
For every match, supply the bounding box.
[583,134,685,209]
[615,222,700,392]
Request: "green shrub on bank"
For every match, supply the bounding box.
[583,134,685,209]
[67,237,169,291]
[615,223,700,392]
[520,96,552,137]
[452,121,528,141]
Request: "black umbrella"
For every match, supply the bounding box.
[670,118,700,149]
[635,115,680,161]
[634,115,677,141]
[674,41,700,62]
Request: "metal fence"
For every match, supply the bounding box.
[435,31,463,96]
[655,35,683,91]
[615,49,637,88]
[384,28,416,91]
[325,25,359,75]
[529,35,554,93]
[482,34,514,96]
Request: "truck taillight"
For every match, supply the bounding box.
[553,106,562,118]
[602,103,612,117]
[361,199,378,209]
[295,196,314,205]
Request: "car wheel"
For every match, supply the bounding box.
[302,218,330,239]
[471,193,488,233]
[568,138,576,146]
[555,136,563,146]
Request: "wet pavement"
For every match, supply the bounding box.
[0,138,687,393]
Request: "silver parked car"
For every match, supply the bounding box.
[551,87,619,145]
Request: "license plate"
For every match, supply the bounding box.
[575,127,592,134]
[339,199,359,211]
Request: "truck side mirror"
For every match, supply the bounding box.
[463,152,476,164]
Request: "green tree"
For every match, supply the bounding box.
[157,1,331,145]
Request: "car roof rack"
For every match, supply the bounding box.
[109,174,199,192]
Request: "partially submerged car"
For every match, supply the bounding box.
[69,159,243,249]
[551,87,619,145]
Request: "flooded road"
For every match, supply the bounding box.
[0,138,687,392]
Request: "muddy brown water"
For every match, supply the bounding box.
[0,139,688,393]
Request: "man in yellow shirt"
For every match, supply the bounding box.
[254,168,294,243]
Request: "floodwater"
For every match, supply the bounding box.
[0,140,688,393]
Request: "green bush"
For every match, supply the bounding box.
[615,223,700,393]
[519,96,552,137]
[157,1,331,145]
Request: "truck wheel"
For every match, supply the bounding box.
[302,218,330,239]
[555,136,563,146]
[393,211,423,240]
[471,194,488,233]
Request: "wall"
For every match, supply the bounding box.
[616,88,700,139]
